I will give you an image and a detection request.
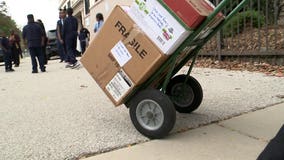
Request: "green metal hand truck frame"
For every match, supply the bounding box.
[124,0,250,139]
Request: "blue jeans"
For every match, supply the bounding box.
[65,35,77,64]
[57,40,65,61]
[29,47,45,71]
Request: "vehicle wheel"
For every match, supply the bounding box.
[127,89,176,139]
[166,75,203,113]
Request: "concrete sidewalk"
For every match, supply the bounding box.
[84,102,284,160]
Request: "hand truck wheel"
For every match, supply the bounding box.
[166,75,203,113]
[126,89,176,139]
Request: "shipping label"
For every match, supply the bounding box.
[111,41,132,67]
[106,70,133,102]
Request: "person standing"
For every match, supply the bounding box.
[63,7,79,68]
[22,14,46,73]
[9,30,22,67]
[37,19,48,65]
[78,27,90,54]
[0,30,14,72]
[93,13,104,33]
[56,8,66,63]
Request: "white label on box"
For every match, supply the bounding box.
[128,0,191,55]
[106,70,133,102]
[111,41,132,67]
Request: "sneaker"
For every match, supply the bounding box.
[65,63,72,68]
[70,62,80,69]
[32,70,38,74]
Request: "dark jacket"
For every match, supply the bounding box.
[63,16,78,39]
[79,28,90,41]
[0,37,10,52]
[22,22,44,48]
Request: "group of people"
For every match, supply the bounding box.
[0,30,22,72]
[56,8,104,65]
[1,7,104,73]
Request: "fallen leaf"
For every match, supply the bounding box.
[80,85,88,88]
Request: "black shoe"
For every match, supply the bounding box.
[5,68,15,72]
[32,70,38,74]
[41,66,46,72]
[14,64,19,67]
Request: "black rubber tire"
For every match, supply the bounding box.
[166,75,203,113]
[127,89,176,139]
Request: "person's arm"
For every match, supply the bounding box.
[75,18,78,33]
[1,38,9,52]
[38,25,45,47]
[86,29,90,40]
[94,23,97,33]
[22,27,28,48]
[0,39,5,52]
[15,35,23,58]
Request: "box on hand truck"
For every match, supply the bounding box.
[81,0,250,139]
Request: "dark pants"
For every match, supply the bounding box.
[257,124,284,160]
[42,46,48,64]
[57,40,65,61]
[11,46,20,66]
[3,50,13,70]
[65,35,77,64]
[29,47,45,72]
[80,41,86,54]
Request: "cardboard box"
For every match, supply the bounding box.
[81,6,167,106]
[128,0,191,55]
[162,0,210,29]
[162,0,224,39]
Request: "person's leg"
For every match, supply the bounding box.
[42,46,48,65]
[65,37,77,65]
[257,124,284,160]
[7,50,13,70]
[81,41,86,54]
[71,36,78,64]
[62,43,68,63]
[11,47,16,65]
[3,51,9,71]
[35,47,46,72]
[29,47,38,73]
[57,41,64,62]
[13,48,20,67]
[16,49,20,66]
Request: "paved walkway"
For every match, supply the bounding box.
[85,103,284,160]
[1,58,283,159]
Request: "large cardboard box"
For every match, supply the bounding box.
[81,6,167,106]
[128,0,191,55]
[162,0,224,39]
[162,0,211,29]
